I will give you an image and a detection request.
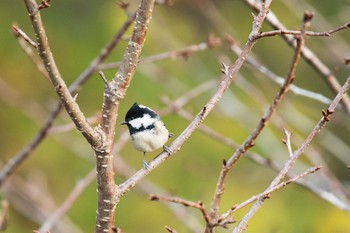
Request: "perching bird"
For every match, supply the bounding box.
[120,102,173,169]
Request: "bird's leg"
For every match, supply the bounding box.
[142,152,150,170]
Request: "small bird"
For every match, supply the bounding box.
[120,102,173,169]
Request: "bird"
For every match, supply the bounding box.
[120,102,173,169]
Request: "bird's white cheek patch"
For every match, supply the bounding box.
[129,114,157,129]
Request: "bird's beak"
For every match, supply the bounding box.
[120,121,127,125]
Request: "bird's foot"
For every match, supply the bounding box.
[163,145,172,154]
[143,160,150,170]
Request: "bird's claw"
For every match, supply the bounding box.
[143,160,150,170]
[163,145,172,154]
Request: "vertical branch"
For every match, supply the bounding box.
[95,1,155,232]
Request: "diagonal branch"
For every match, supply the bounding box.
[24,0,98,146]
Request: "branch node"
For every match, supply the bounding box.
[321,109,333,121]
[303,10,314,24]
[221,62,230,75]
[12,24,38,49]
[38,0,51,10]
[207,34,222,48]
[99,71,109,86]
[165,226,177,233]
[344,57,350,65]
[116,1,130,10]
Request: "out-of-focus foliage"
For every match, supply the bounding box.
[0,0,350,232]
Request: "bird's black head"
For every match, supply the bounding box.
[120,102,159,134]
[124,102,158,122]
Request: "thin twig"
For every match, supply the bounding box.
[12,24,49,80]
[165,226,177,233]
[98,36,221,71]
[150,194,211,226]
[0,200,9,231]
[256,22,350,39]
[12,24,38,49]
[282,128,293,157]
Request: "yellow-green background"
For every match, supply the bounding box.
[1,0,350,232]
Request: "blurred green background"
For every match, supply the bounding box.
[1,0,350,232]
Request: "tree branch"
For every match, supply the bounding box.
[256,21,350,39]
[98,35,221,70]
[24,0,98,146]
[94,1,156,232]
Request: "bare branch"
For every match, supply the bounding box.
[12,24,38,49]
[150,194,211,226]
[0,200,9,231]
[99,36,221,71]
[256,21,350,39]
[165,226,177,233]
[12,24,49,80]
[37,0,51,10]
[282,128,293,157]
